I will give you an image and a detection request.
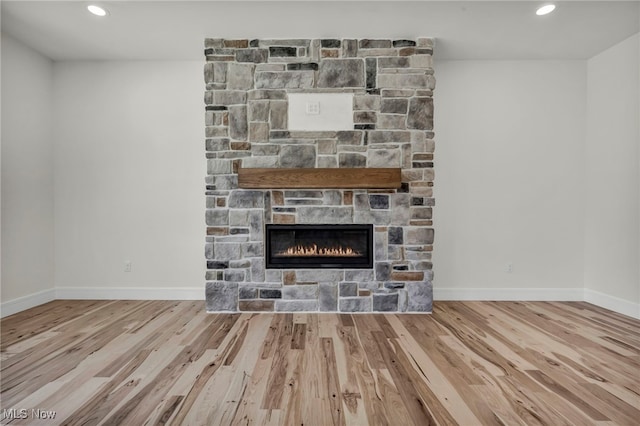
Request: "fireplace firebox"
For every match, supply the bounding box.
[265,224,373,269]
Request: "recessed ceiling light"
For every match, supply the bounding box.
[536,4,556,16]
[87,5,108,17]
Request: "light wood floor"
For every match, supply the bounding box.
[1,301,638,425]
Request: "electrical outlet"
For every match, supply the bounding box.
[506,263,513,273]
[124,261,132,272]
[305,101,320,115]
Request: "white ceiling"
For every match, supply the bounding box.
[1,1,638,61]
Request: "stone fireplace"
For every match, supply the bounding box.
[204,38,435,313]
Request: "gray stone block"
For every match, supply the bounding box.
[242,156,279,168]
[387,245,404,260]
[339,297,371,313]
[378,74,430,89]
[388,227,403,245]
[205,243,214,259]
[359,39,392,49]
[251,261,266,283]
[239,286,258,299]
[411,207,433,220]
[224,269,246,282]
[255,71,314,89]
[354,210,391,225]
[230,259,251,268]
[344,269,374,282]
[337,131,364,145]
[375,230,388,261]
[407,97,434,130]
[242,242,263,257]
[206,209,229,226]
[269,101,288,130]
[373,292,399,312]
[265,269,282,283]
[376,262,391,281]
[251,144,280,156]
[354,95,380,111]
[282,285,318,300]
[405,228,434,245]
[406,281,433,312]
[229,105,248,140]
[342,39,358,57]
[212,62,228,84]
[339,153,367,168]
[285,191,323,198]
[275,300,318,312]
[377,114,406,130]
[248,100,270,122]
[206,138,230,152]
[317,156,338,168]
[249,122,269,142]
[260,289,282,299]
[206,282,238,312]
[368,147,401,167]
[319,283,338,311]
[215,243,241,261]
[228,191,264,208]
[381,98,408,114]
[297,207,353,224]
[205,126,228,138]
[367,130,411,144]
[280,145,316,168]
[296,270,344,282]
[249,210,263,241]
[214,175,238,190]
[340,282,358,297]
[369,195,389,209]
[236,49,268,63]
[323,191,342,205]
[214,90,247,105]
[229,210,249,226]
[398,289,408,312]
[317,59,365,88]
[378,57,410,69]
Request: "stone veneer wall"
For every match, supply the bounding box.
[204,38,435,313]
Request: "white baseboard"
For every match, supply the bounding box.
[3,287,637,320]
[584,288,640,320]
[434,287,584,301]
[1,288,56,318]
[55,287,204,301]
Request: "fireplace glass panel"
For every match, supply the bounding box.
[266,224,373,269]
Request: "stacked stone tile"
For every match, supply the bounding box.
[204,38,435,313]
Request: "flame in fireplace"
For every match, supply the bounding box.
[277,244,361,257]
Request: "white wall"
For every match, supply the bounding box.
[1,33,55,313]
[584,33,640,317]
[52,61,205,299]
[433,60,587,300]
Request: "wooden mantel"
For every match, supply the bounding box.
[237,167,402,189]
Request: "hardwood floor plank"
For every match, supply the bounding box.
[2,301,638,425]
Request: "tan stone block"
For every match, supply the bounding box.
[391,271,424,281]
[321,49,339,58]
[272,191,284,206]
[230,142,251,151]
[359,290,371,296]
[283,271,296,285]
[207,227,229,236]
[410,220,433,227]
[239,300,274,311]
[343,191,353,205]
[274,214,295,224]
